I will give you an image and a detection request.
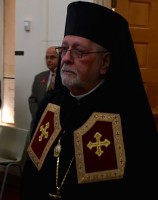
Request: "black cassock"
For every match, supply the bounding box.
[20,81,158,200]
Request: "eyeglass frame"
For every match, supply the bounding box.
[45,55,58,60]
[55,46,108,59]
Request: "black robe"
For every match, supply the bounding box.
[20,80,158,199]
[20,3,158,199]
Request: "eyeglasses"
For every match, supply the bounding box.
[56,47,108,59]
[45,55,58,60]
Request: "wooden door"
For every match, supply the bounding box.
[115,0,158,128]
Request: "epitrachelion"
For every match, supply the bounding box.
[74,112,126,184]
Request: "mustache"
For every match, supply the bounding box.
[61,64,77,74]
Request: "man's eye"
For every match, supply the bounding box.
[62,47,68,52]
[74,49,83,54]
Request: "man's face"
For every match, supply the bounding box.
[45,47,59,72]
[60,35,110,96]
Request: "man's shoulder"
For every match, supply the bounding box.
[35,70,50,78]
[33,70,50,83]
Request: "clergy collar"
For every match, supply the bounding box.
[70,80,104,100]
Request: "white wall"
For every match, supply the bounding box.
[14,0,93,130]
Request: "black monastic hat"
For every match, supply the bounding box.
[64,1,127,51]
[56,1,143,94]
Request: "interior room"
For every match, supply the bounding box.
[0,0,158,199]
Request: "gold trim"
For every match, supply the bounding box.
[74,112,126,184]
[27,103,61,170]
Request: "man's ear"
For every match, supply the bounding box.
[100,53,111,75]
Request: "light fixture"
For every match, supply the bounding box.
[24,20,31,32]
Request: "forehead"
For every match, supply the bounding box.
[62,35,94,48]
[46,48,56,55]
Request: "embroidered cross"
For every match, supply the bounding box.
[87,132,111,156]
[38,122,50,141]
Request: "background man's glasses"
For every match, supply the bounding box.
[56,47,108,59]
[45,55,57,60]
